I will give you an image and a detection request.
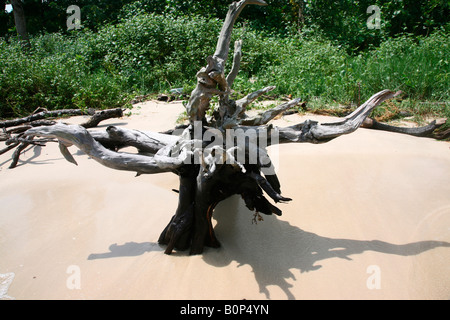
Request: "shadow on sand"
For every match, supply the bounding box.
[88,242,163,260]
[88,196,450,299]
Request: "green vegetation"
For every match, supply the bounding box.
[0,0,448,130]
[240,30,450,116]
[0,32,131,117]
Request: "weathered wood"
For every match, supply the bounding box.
[240,97,302,126]
[9,136,32,169]
[0,142,20,156]
[226,40,243,88]
[158,166,197,253]
[90,126,179,154]
[22,58,401,257]
[0,108,123,129]
[0,109,93,128]
[434,127,450,140]
[25,123,185,175]
[80,108,123,128]
[236,86,276,113]
[277,90,400,144]
[361,117,447,138]
[2,108,125,168]
[17,1,434,257]
[185,0,267,125]
[214,0,267,62]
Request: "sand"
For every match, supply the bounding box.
[0,100,449,300]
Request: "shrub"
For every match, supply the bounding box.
[0,33,130,118]
[235,29,449,106]
[356,30,450,102]
[88,13,222,91]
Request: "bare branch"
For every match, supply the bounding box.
[0,109,93,128]
[277,90,400,144]
[25,123,184,175]
[240,96,301,126]
[90,126,179,154]
[236,86,276,111]
[226,39,243,88]
[0,142,20,156]
[9,136,33,169]
[362,117,447,138]
[0,108,123,129]
[214,0,267,62]
[80,108,123,128]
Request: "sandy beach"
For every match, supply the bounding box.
[1,100,449,300]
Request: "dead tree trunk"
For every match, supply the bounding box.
[23,0,411,255]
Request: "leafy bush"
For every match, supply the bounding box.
[236,29,449,106]
[239,36,349,100]
[88,13,222,91]
[360,30,450,101]
[0,33,130,118]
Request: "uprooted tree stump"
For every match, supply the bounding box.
[22,0,430,255]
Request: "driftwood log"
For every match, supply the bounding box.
[1,108,123,168]
[0,107,124,130]
[362,117,448,139]
[20,0,440,255]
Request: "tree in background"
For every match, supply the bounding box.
[0,0,8,36]
[0,0,448,51]
[300,0,449,51]
[10,0,30,47]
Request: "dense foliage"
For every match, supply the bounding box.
[0,0,449,123]
[2,0,449,49]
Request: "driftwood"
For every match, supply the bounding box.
[0,107,123,129]
[19,0,444,255]
[1,108,93,129]
[1,108,123,168]
[79,108,124,129]
[434,128,450,140]
[362,117,448,139]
